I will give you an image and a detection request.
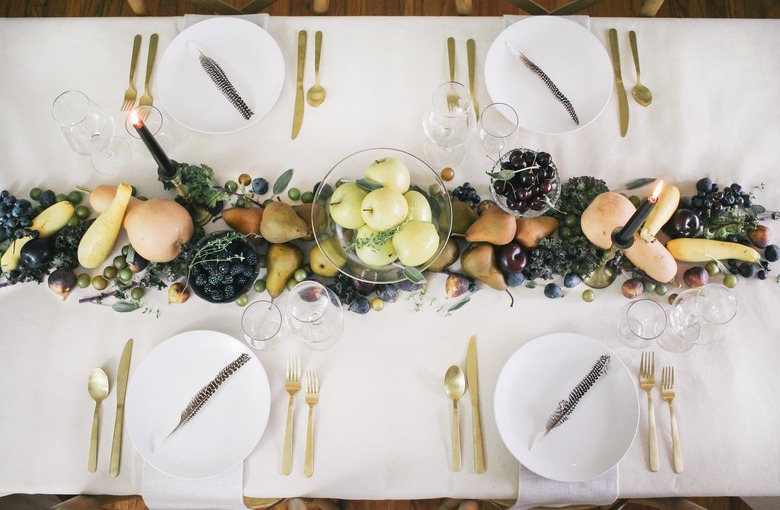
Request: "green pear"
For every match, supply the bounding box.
[426,237,460,272]
[260,201,311,243]
[309,243,341,278]
[265,242,304,299]
[460,242,507,291]
[464,205,517,245]
[450,200,479,236]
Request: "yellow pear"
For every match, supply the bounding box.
[260,201,311,243]
[309,243,341,278]
[222,207,265,245]
[514,216,559,249]
[265,242,304,299]
[464,205,517,245]
[460,242,507,291]
[450,200,479,236]
[426,237,460,272]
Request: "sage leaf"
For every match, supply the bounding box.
[272,168,294,196]
[403,266,426,284]
[356,178,383,191]
[621,178,656,191]
[447,296,471,313]
[113,301,140,313]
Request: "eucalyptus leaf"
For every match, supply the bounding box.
[403,266,426,284]
[113,301,140,313]
[749,204,766,214]
[620,178,657,191]
[272,168,294,196]
[447,296,471,312]
[486,170,516,181]
[356,178,383,191]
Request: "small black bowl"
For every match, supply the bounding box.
[188,230,260,303]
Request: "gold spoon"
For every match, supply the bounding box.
[444,365,466,472]
[87,368,110,473]
[629,31,652,107]
[306,31,326,107]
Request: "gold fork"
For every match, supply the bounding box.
[446,37,458,112]
[662,366,684,473]
[639,351,660,472]
[281,355,301,475]
[138,33,159,118]
[121,35,142,112]
[304,369,320,478]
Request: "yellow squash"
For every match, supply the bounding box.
[666,238,761,264]
[640,185,680,242]
[1,201,75,272]
[78,183,133,269]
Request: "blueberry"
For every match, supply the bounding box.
[544,283,564,299]
[764,245,779,262]
[563,273,582,288]
[348,296,371,314]
[696,177,713,194]
[375,284,398,303]
[251,178,269,195]
[506,272,525,287]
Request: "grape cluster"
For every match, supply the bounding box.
[0,190,37,243]
[681,177,753,214]
[452,182,480,205]
[491,149,558,214]
[189,239,259,303]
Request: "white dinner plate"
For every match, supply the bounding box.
[157,17,285,134]
[126,330,271,479]
[484,16,613,135]
[493,333,639,482]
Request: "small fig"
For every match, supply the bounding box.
[683,266,709,287]
[445,273,471,298]
[748,225,772,249]
[167,282,191,304]
[622,278,644,299]
[48,268,77,300]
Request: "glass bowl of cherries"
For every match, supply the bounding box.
[488,148,561,218]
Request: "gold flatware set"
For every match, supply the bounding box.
[640,351,683,473]
[282,355,321,476]
[445,36,480,117]
[609,28,652,136]
[292,29,327,139]
[120,34,158,116]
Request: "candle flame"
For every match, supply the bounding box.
[130,109,143,128]
[649,180,664,203]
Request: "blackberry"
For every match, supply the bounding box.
[208,273,221,286]
[218,262,230,274]
[221,275,234,285]
[230,264,243,275]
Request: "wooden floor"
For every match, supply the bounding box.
[2,1,772,509]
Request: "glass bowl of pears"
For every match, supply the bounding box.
[312,148,452,284]
[488,148,561,218]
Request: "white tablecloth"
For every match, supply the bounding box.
[0,15,779,500]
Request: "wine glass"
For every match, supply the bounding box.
[241,300,284,350]
[618,299,667,349]
[422,81,476,168]
[479,102,519,155]
[662,284,737,352]
[286,281,344,350]
[52,90,131,175]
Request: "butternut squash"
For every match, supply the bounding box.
[624,235,678,283]
[1,201,75,272]
[666,238,761,264]
[78,183,133,269]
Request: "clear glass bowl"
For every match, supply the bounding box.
[488,148,561,218]
[312,148,452,284]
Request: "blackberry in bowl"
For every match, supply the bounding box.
[188,230,259,303]
[488,148,561,218]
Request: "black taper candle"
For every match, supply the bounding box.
[613,197,656,247]
[131,113,177,179]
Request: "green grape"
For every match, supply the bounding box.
[103,266,118,279]
[55,193,68,203]
[654,283,668,296]
[723,274,737,288]
[642,281,656,293]
[75,205,90,220]
[235,294,249,307]
[288,187,301,201]
[705,261,720,276]
[119,268,133,281]
[67,190,83,204]
[29,187,42,201]
[67,217,80,227]
[582,289,595,302]
[225,180,238,192]
[286,278,297,291]
[113,255,128,269]
[76,273,92,288]
[563,214,578,228]
[130,287,145,301]
[92,275,108,290]
[370,297,384,311]
[301,191,314,203]
[253,279,266,293]
[294,268,308,282]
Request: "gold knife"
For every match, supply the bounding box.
[466,335,485,473]
[291,30,307,139]
[608,28,629,137]
[109,338,133,477]
[466,39,479,121]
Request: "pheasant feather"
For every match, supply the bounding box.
[198,51,254,120]
[163,353,251,442]
[531,354,611,449]
[507,43,579,125]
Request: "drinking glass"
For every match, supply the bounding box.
[52,90,131,175]
[124,105,176,154]
[618,299,667,349]
[241,300,283,350]
[286,281,344,350]
[422,81,476,168]
[662,284,737,352]
[479,102,519,155]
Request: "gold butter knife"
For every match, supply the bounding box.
[291,30,307,139]
[466,335,485,473]
[608,29,629,137]
[109,338,133,477]
[466,39,479,121]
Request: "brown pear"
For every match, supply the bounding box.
[450,200,479,236]
[265,242,304,299]
[260,201,311,243]
[460,242,507,291]
[464,205,517,245]
[293,203,315,241]
[426,237,460,272]
[309,243,341,278]
[222,207,264,245]
[514,216,559,249]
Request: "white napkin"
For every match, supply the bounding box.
[142,463,247,510]
[181,13,269,30]
[504,14,590,31]
[511,465,618,510]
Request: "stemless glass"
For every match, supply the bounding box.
[52,90,131,175]
[124,105,176,154]
[663,284,737,352]
[479,102,519,155]
[241,300,283,350]
[286,281,344,350]
[618,299,667,349]
[422,81,476,168]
